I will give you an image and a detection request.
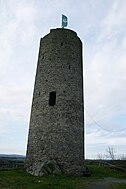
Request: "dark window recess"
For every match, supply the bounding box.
[39,92,40,96]
[69,65,70,69]
[61,42,63,46]
[49,91,56,106]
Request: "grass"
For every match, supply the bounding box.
[0,168,89,189]
[111,183,126,189]
[88,164,126,179]
[0,163,126,189]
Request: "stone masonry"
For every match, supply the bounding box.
[26,28,84,176]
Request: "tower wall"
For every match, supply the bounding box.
[26,28,84,176]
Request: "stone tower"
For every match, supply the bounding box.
[26,28,84,176]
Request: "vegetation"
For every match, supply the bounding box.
[0,161,126,189]
[87,164,126,179]
[97,146,126,160]
[0,168,89,189]
[0,156,25,169]
[111,183,126,189]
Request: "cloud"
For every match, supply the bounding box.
[98,0,126,41]
[0,0,37,153]
[0,0,126,158]
[84,0,126,158]
[85,0,126,128]
[86,129,126,158]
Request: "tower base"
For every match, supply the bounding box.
[26,160,85,176]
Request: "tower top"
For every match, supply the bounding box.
[42,28,81,43]
[50,28,77,36]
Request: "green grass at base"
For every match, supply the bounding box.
[111,183,126,189]
[88,164,126,179]
[0,165,125,189]
[0,169,89,189]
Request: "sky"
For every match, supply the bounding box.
[0,0,126,159]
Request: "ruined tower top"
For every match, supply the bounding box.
[48,28,77,37]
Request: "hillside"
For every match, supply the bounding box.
[0,154,25,168]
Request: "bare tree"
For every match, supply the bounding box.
[105,146,116,160]
[97,153,105,166]
[97,153,105,160]
[118,154,126,160]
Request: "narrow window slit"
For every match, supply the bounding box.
[49,91,56,106]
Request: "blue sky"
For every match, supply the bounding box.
[0,0,126,159]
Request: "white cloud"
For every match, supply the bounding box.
[84,0,126,158]
[86,129,126,158]
[98,0,126,41]
[85,0,126,128]
[0,0,39,154]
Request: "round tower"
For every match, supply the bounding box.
[26,28,84,176]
